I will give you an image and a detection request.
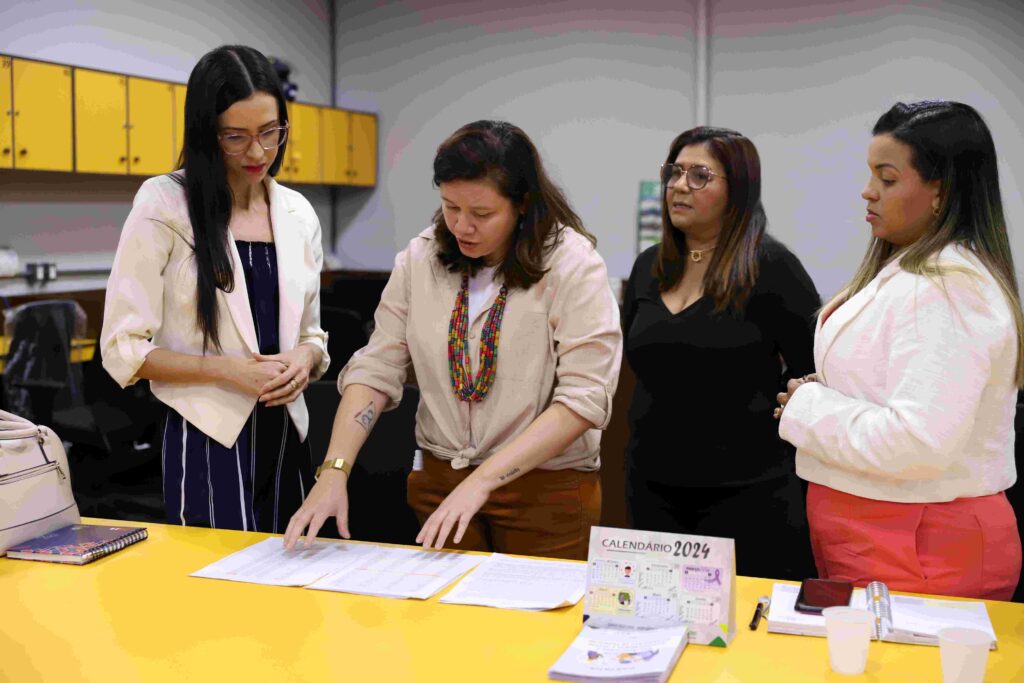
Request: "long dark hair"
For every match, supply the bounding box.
[431,120,595,289]
[841,100,1024,385]
[655,126,766,313]
[172,45,288,352]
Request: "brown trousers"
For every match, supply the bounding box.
[407,453,601,560]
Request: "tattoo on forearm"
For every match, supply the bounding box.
[354,403,376,433]
[498,467,521,482]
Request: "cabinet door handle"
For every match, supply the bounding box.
[133,156,140,163]
[2,148,10,155]
[119,156,127,163]
[19,149,27,155]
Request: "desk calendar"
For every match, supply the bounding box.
[582,526,736,647]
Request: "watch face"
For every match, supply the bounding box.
[318,459,349,477]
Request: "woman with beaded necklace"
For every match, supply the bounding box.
[285,120,622,559]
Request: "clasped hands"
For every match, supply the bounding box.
[228,346,316,407]
[773,374,818,420]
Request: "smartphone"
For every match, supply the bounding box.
[795,578,854,614]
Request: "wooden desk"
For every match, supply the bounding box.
[2,520,1022,682]
[0,336,95,373]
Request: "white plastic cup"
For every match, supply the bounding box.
[938,627,991,683]
[822,606,875,675]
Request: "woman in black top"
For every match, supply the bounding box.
[623,127,820,579]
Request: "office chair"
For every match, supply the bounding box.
[2,300,85,426]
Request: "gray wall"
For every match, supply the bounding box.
[335,0,1024,297]
[0,0,334,294]
[332,0,695,276]
[3,0,1023,298]
[709,0,1024,298]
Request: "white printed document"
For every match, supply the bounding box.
[548,624,688,683]
[440,553,587,610]
[766,582,996,647]
[305,546,484,599]
[190,537,373,586]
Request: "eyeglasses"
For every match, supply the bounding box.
[660,163,725,190]
[218,123,289,155]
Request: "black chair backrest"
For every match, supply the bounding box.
[3,300,84,422]
[319,306,369,382]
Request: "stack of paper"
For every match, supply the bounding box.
[191,538,374,586]
[766,582,997,647]
[440,554,586,610]
[191,538,482,600]
[548,624,688,683]
[307,546,483,599]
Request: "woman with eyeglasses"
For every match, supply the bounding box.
[622,127,820,579]
[777,102,1022,600]
[100,45,329,531]
[283,120,622,558]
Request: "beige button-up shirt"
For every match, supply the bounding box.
[338,226,622,471]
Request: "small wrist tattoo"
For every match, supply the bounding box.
[354,402,376,433]
[498,467,521,482]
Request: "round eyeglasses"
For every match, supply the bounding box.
[660,163,725,190]
[218,123,289,155]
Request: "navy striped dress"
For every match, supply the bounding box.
[161,241,315,532]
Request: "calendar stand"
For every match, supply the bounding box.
[582,526,736,647]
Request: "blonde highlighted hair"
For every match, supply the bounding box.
[840,101,1024,386]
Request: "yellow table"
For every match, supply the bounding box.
[2,519,1022,682]
[0,336,96,373]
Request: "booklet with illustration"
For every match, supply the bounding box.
[549,526,737,682]
[5,524,147,565]
[767,581,997,648]
[547,624,689,683]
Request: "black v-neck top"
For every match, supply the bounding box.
[622,235,820,486]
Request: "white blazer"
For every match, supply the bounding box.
[100,173,330,448]
[779,244,1018,503]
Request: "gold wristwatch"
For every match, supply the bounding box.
[315,458,352,479]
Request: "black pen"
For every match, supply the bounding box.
[749,595,770,630]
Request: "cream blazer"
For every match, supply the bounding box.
[100,173,330,448]
[338,226,622,471]
[779,244,1018,502]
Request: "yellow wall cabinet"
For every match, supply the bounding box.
[350,112,377,187]
[128,77,175,176]
[321,108,351,185]
[173,83,186,165]
[74,69,128,174]
[280,103,322,184]
[10,58,73,172]
[319,109,377,187]
[76,70,177,176]
[0,57,12,169]
[2,54,375,187]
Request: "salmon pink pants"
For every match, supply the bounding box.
[807,483,1021,601]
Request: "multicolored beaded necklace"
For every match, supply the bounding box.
[448,273,509,402]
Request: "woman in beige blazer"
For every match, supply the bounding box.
[284,120,622,559]
[777,101,1022,600]
[101,46,329,532]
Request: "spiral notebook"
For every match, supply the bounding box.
[5,524,148,565]
[766,582,997,648]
